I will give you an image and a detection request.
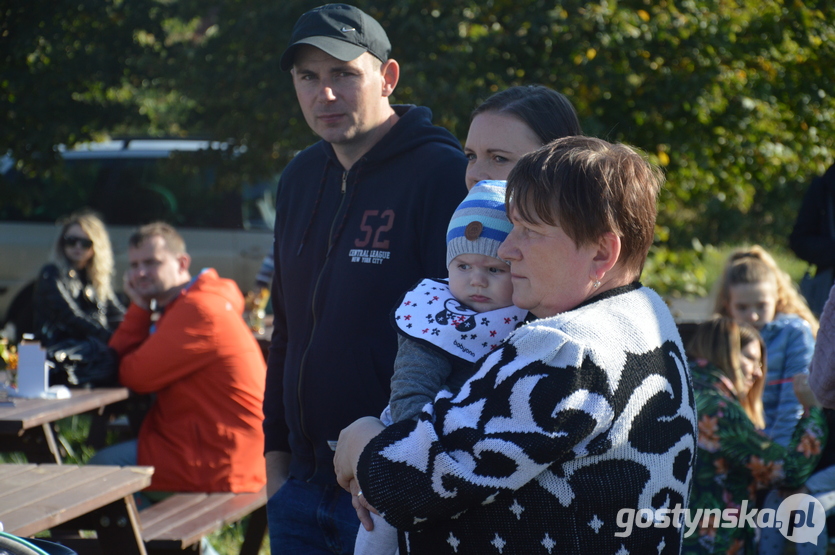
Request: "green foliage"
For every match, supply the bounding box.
[3,0,835,294]
[207,517,270,555]
[643,240,710,297]
[0,0,166,176]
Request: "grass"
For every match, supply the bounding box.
[1,414,271,555]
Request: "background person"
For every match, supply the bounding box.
[790,162,835,316]
[810,285,835,408]
[264,4,468,553]
[33,209,124,386]
[335,136,697,554]
[785,284,835,555]
[464,84,581,189]
[243,252,274,334]
[355,181,527,554]
[713,245,819,448]
[92,222,266,495]
[683,317,826,555]
[759,378,835,555]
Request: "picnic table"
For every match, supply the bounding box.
[0,387,131,463]
[0,463,153,555]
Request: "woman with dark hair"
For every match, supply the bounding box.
[335,136,697,553]
[33,210,124,386]
[684,317,825,554]
[464,85,582,189]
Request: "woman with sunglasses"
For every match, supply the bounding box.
[33,210,125,386]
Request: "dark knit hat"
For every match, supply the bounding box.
[446,180,512,268]
[280,4,391,71]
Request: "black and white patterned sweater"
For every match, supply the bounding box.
[357,283,697,554]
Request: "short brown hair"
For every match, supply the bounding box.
[505,136,663,278]
[129,222,186,255]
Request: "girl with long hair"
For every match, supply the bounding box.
[714,245,818,447]
[685,317,825,554]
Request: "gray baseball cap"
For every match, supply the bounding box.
[280,4,391,71]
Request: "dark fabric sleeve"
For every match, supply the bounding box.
[389,335,454,422]
[810,285,835,408]
[105,296,126,330]
[33,264,111,343]
[263,186,290,454]
[790,170,835,269]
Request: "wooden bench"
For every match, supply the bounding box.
[139,488,267,555]
[49,487,267,555]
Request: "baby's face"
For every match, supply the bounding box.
[448,253,514,313]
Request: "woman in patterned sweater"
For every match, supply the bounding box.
[684,317,826,554]
[334,136,698,554]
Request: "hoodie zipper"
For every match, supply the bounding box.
[296,168,349,480]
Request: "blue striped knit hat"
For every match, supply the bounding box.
[446,180,512,268]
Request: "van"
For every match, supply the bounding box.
[0,139,277,340]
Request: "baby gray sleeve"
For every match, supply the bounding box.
[389,335,453,422]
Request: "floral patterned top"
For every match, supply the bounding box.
[683,361,827,555]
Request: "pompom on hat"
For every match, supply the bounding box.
[446,180,512,268]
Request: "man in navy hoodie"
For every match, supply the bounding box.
[264,4,467,553]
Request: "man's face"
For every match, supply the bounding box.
[127,235,189,304]
[291,46,390,149]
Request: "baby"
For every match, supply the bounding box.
[355,180,528,554]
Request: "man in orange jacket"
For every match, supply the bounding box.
[91,222,266,493]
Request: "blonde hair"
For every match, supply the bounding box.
[687,317,766,429]
[713,245,819,337]
[52,210,117,302]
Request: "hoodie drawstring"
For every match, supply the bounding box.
[327,164,363,257]
[296,160,364,257]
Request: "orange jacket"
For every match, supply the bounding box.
[110,269,266,492]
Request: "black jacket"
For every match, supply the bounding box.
[33,262,124,347]
[790,162,835,270]
[264,105,467,484]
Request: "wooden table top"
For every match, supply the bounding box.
[0,463,153,537]
[0,387,130,434]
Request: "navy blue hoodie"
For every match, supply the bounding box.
[265,105,467,484]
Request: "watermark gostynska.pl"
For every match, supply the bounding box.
[616,494,825,544]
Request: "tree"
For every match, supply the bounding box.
[0,0,165,177]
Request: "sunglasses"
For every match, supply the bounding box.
[62,236,94,250]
